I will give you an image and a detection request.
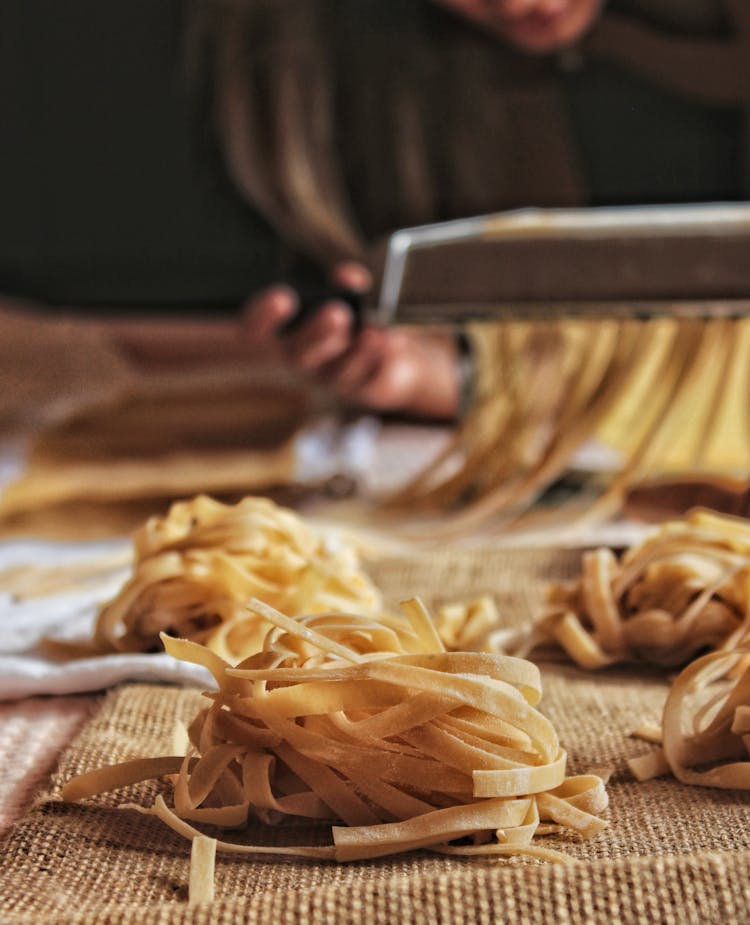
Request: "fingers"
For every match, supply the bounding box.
[285,323,413,411]
[324,327,388,394]
[283,301,354,372]
[241,285,298,348]
[243,260,370,342]
[353,349,418,411]
[238,277,460,418]
[331,261,373,293]
[277,259,372,372]
[240,259,376,386]
[344,330,461,419]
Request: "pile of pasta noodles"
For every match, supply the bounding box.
[531,510,750,669]
[91,494,383,660]
[628,645,750,788]
[519,507,750,791]
[63,597,608,880]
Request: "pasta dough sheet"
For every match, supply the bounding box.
[0,364,312,537]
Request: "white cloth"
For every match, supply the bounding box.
[0,651,212,701]
[0,540,213,701]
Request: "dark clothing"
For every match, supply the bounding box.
[0,0,745,309]
[563,59,744,206]
[0,0,288,308]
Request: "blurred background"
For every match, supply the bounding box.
[1,0,748,539]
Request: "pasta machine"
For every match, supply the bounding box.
[374,202,750,325]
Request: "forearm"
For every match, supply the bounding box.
[97,316,253,369]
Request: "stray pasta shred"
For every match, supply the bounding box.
[62,598,608,870]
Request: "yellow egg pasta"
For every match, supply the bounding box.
[532,510,750,669]
[628,646,750,789]
[62,598,608,875]
[385,317,750,536]
[92,495,383,660]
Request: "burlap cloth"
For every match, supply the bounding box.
[2,546,750,924]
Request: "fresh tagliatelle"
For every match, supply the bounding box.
[384,317,750,536]
[432,595,503,652]
[628,646,750,788]
[531,510,750,669]
[91,495,383,660]
[62,598,608,883]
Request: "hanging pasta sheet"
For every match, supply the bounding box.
[383,317,750,537]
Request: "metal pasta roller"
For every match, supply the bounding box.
[373,202,750,326]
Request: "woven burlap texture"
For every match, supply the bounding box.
[1,546,750,924]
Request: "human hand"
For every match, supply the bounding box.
[242,262,461,420]
[435,0,602,53]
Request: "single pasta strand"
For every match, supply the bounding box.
[189,836,217,906]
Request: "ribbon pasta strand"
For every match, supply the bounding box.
[383,317,750,537]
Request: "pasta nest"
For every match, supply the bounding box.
[93,495,383,659]
[629,645,750,789]
[536,510,750,669]
[64,598,608,863]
